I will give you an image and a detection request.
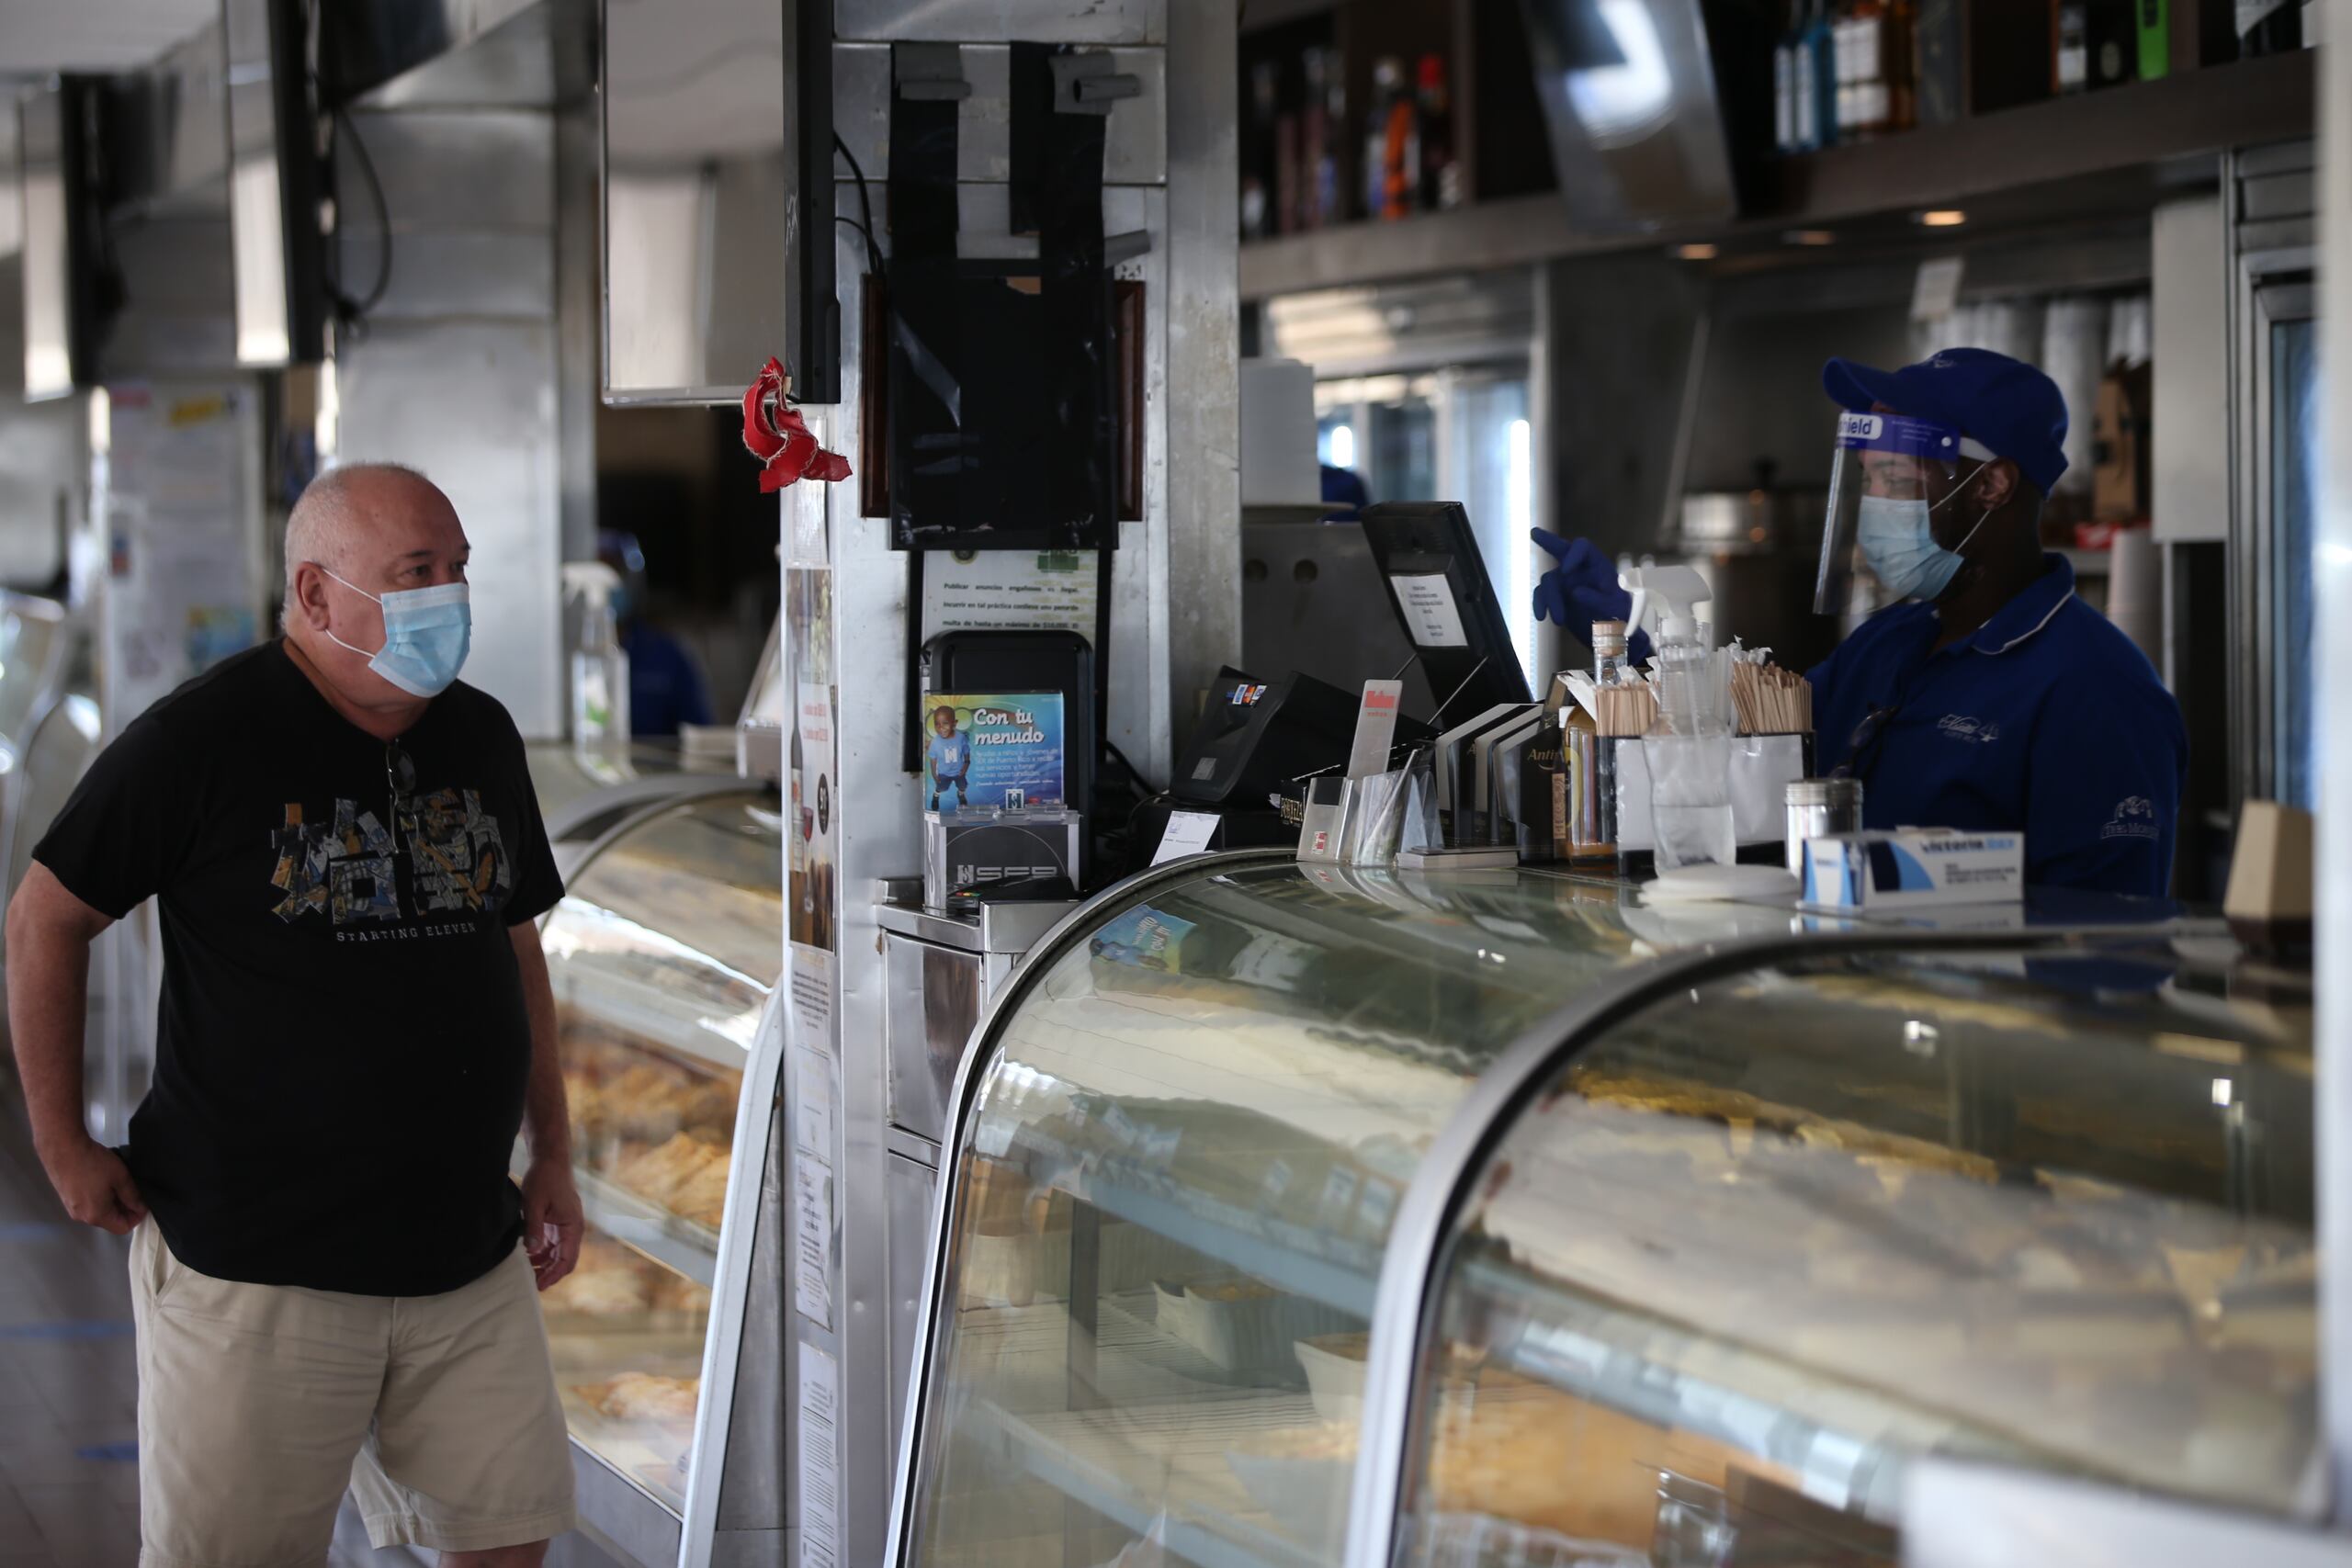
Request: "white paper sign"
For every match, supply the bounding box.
[920,548,1102,642]
[796,1344,842,1568]
[1392,573,1469,649]
[1150,810,1220,865]
[793,1049,834,1159]
[792,1153,834,1330]
[1911,256,1965,322]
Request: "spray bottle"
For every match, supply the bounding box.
[1617,564,1735,869]
[563,562,631,756]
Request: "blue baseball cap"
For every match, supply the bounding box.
[1822,346,2069,495]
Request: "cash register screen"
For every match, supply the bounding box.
[1360,502,1533,718]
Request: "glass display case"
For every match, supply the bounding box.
[535,787,787,1565]
[888,853,2319,1568]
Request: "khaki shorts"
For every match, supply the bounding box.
[130,1222,577,1565]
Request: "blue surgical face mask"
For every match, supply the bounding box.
[320,568,472,697]
[1856,463,1991,602]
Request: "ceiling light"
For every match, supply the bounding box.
[1783,229,1837,246]
[1674,242,1718,261]
[1916,209,1968,228]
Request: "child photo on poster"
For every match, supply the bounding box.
[923,694,1066,812]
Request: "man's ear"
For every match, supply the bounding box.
[290,562,333,630]
[1974,459,2021,512]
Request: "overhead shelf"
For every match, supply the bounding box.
[1239,51,2316,300]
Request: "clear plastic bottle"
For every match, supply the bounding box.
[563,562,631,758]
[1648,611,1736,871]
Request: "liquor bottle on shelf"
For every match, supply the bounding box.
[2054,0,2090,90]
[1363,57,1400,220]
[1885,0,1917,130]
[1774,0,1799,152]
[2137,0,2170,79]
[1802,0,1837,147]
[1417,54,1459,209]
[1241,58,1278,239]
[2086,0,2137,85]
[1377,56,1420,219]
[1303,47,1340,230]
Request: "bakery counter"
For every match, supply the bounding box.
[535,786,787,1565]
[885,853,2317,1568]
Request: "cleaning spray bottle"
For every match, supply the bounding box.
[563,562,631,757]
[1617,564,1736,871]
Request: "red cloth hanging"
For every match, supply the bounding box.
[740,356,850,492]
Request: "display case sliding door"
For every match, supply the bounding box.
[537,790,787,1567]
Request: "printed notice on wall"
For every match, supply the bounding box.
[792,1152,834,1330]
[1391,574,1469,648]
[920,548,1101,643]
[788,946,838,1158]
[793,1048,834,1160]
[796,1343,842,1568]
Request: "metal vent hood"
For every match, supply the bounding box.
[321,0,592,111]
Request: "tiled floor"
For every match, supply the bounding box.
[0,1078,403,1568]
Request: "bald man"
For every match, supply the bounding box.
[8,464,581,1566]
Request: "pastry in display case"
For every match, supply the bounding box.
[532,787,786,1552]
[888,852,2316,1568]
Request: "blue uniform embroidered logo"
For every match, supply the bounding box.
[2100,795,2160,841]
[1936,714,2003,744]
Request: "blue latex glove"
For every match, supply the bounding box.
[1531,529,1651,664]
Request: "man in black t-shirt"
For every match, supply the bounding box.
[8,463,582,1566]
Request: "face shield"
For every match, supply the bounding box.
[1814,411,1997,613]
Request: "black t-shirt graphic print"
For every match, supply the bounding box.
[35,642,564,1296]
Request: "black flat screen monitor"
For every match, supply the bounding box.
[1360,502,1532,721]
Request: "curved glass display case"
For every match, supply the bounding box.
[535,787,786,1562]
[888,855,2317,1568]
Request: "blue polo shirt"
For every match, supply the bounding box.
[1805,555,2186,896]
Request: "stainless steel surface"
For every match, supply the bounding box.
[821,13,1227,1552]
[809,194,921,1568]
[1162,0,1239,760]
[96,216,238,378]
[884,1151,939,1462]
[2153,196,2229,546]
[2226,140,2318,809]
[343,107,559,229]
[1264,272,1538,382]
[882,850,1295,1568]
[330,0,565,107]
[2316,20,2351,1519]
[884,1125,939,1167]
[882,931,974,1143]
[555,95,601,565]
[835,0,1163,43]
[1785,776,1861,875]
[1521,0,1738,233]
[831,45,1167,188]
[600,0,805,405]
[874,896,1080,955]
[351,0,594,112]
[104,20,230,216]
[329,102,564,736]
[223,0,297,365]
[1903,1461,2352,1568]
